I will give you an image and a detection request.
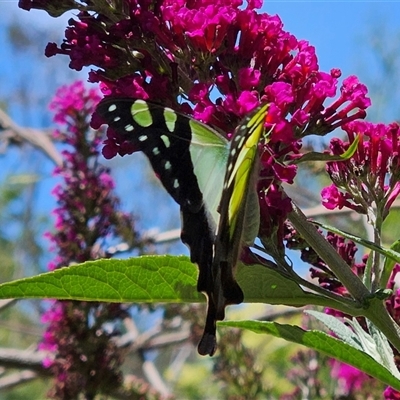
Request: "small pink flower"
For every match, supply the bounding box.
[384,387,400,399]
[321,184,347,210]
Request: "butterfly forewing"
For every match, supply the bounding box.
[98,98,231,224]
[97,99,202,212]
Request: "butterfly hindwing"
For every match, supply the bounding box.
[198,103,270,356]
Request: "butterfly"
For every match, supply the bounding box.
[96,98,270,356]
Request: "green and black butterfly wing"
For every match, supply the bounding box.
[198,103,270,356]
[96,98,230,295]
[96,98,269,356]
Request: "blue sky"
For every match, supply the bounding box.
[265,2,400,121]
[265,2,398,74]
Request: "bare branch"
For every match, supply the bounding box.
[149,229,181,244]
[0,348,51,375]
[146,199,400,245]
[140,329,190,351]
[0,370,39,390]
[142,360,171,397]
[0,107,62,166]
[256,307,304,321]
[116,315,190,351]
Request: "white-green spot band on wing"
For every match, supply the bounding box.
[161,135,171,148]
[131,100,153,127]
[163,108,178,133]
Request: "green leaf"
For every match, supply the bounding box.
[0,256,203,302]
[220,319,400,390]
[307,310,400,379]
[0,256,352,312]
[237,263,325,306]
[305,310,363,351]
[292,134,360,164]
[367,320,400,378]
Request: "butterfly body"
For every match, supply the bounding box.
[97,98,269,356]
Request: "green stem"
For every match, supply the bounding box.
[289,202,370,302]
